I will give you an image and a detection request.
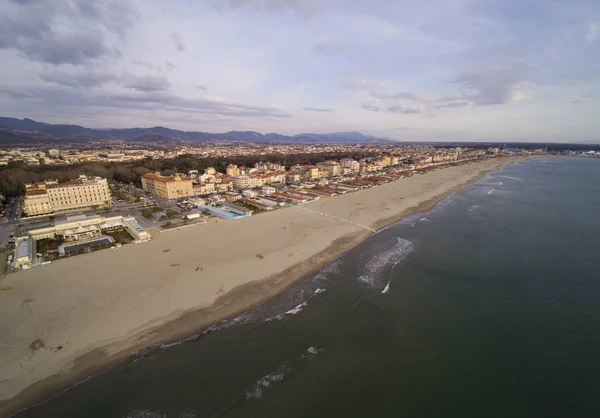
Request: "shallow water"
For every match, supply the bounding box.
[18,158,600,418]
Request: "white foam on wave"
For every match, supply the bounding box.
[358,237,414,290]
[245,365,291,399]
[500,175,523,181]
[381,282,390,294]
[266,301,308,321]
[286,302,308,315]
[313,288,326,295]
[488,188,495,195]
[418,217,430,222]
[468,204,481,213]
[302,346,324,361]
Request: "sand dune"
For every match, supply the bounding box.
[0,157,525,413]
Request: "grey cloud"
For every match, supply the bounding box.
[39,69,116,89]
[361,65,532,116]
[123,75,171,92]
[0,86,290,119]
[312,42,347,54]
[342,75,378,91]
[585,22,599,43]
[0,0,137,64]
[387,105,424,114]
[363,91,469,115]
[195,84,208,90]
[164,61,178,70]
[302,107,333,112]
[433,100,470,109]
[568,98,596,104]
[452,65,532,105]
[362,102,384,112]
[371,91,420,100]
[40,69,171,92]
[133,60,156,70]
[228,0,322,17]
[170,32,185,52]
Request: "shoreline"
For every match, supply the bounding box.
[0,156,530,416]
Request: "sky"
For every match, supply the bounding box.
[0,0,599,142]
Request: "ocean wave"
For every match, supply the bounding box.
[381,281,390,294]
[266,301,308,321]
[488,188,495,195]
[358,238,414,290]
[302,346,324,361]
[468,204,481,213]
[245,364,291,399]
[499,175,523,181]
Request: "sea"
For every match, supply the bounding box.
[17,157,600,418]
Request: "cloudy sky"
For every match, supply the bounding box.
[1,0,599,142]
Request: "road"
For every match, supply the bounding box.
[0,197,21,248]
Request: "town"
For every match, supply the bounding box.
[1,143,540,273]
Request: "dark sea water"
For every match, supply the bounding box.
[18,158,600,418]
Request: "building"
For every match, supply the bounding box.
[13,214,151,268]
[231,175,251,189]
[316,161,342,177]
[226,164,240,176]
[141,173,193,199]
[340,158,360,172]
[23,175,111,216]
[193,182,215,195]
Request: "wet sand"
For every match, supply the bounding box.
[0,157,527,415]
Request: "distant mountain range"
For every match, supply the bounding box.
[0,117,394,145]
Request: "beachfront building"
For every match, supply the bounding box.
[199,204,251,220]
[141,173,193,199]
[12,214,151,269]
[23,175,111,216]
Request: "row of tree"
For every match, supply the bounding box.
[0,151,376,197]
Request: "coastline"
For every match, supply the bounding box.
[0,156,529,416]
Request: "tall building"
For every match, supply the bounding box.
[23,175,111,216]
[141,173,193,199]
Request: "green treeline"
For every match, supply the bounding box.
[0,151,375,197]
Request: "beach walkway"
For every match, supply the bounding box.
[293,205,376,233]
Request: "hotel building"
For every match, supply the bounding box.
[141,172,194,199]
[23,175,111,216]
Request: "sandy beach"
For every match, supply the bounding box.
[0,156,527,415]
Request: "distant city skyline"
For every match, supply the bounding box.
[1,0,599,143]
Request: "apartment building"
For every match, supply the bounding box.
[23,175,111,216]
[231,175,251,189]
[226,164,241,176]
[316,161,341,177]
[141,173,193,199]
